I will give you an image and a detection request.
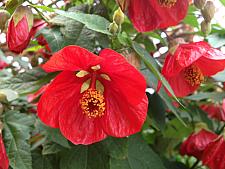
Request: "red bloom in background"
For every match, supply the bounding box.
[37,46,148,145]
[162,41,225,97]
[0,134,9,169]
[202,136,225,169]
[0,60,8,70]
[29,19,47,38]
[128,0,189,32]
[201,100,225,122]
[7,16,31,54]
[180,129,217,159]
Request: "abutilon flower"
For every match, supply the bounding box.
[7,6,33,54]
[0,134,9,169]
[128,0,189,32]
[202,136,225,169]
[201,100,225,122]
[180,129,218,159]
[37,46,148,145]
[162,41,225,97]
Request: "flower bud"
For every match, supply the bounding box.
[194,0,206,9]
[201,1,215,22]
[109,22,118,34]
[201,20,211,36]
[7,6,33,53]
[0,93,7,103]
[6,0,24,12]
[113,7,125,25]
[0,10,10,31]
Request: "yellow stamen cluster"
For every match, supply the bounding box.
[80,89,106,118]
[158,0,177,7]
[184,65,204,86]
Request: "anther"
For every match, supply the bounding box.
[184,65,204,86]
[80,89,106,118]
[158,0,177,7]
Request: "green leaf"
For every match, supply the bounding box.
[60,144,110,169]
[185,92,225,101]
[3,111,35,169]
[207,33,225,48]
[110,134,166,169]
[147,93,166,130]
[0,68,49,95]
[55,9,111,35]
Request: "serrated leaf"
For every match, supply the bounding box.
[3,111,35,169]
[0,68,48,95]
[110,134,166,169]
[60,144,109,169]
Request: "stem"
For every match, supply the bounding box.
[217,123,225,135]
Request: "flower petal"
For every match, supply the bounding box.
[0,134,9,169]
[195,47,225,76]
[99,48,146,105]
[59,94,107,145]
[42,45,103,72]
[128,0,189,32]
[37,71,83,128]
[164,69,199,97]
[101,83,148,137]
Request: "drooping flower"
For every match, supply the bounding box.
[162,41,225,97]
[37,46,148,145]
[0,134,9,169]
[7,6,33,54]
[201,100,225,122]
[202,136,225,169]
[180,129,218,159]
[128,0,189,32]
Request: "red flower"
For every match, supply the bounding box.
[128,0,189,32]
[202,136,225,169]
[201,100,225,122]
[0,60,8,70]
[37,46,148,145]
[180,129,218,159]
[29,19,47,38]
[0,134,9,169]
[162,41,225,97]
[7,16,31,54]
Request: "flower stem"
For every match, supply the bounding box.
[190,160,200,169]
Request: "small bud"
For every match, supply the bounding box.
[194,0,206,9]
[0,10,10,31]
[109,22,118,34]
[201,1,215,22]
[0,93,7,103]
[201,20,211,36]
[113,7,125,25]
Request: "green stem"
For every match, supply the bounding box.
[190,160,200,169]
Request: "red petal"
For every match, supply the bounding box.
[128,0,189,32]
[180,129,217,159]
[42,46,103,72]
[0,134,9,169]
[27,84,48,103]
[37,71,84,128]
[201,104,225,122]
[7,17,30,54]
[99,48,146,105]
[59,94,107,145]
[164,69,199,97]
[195,46,225,76]
[202,137,225,169]
[100,84,148,137]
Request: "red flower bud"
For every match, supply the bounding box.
[6,6,33,54]
[180,129,218,159]
[0,134,9,169]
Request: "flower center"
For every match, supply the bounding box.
[158,0,177,7]
[80,88,106,118]
[184,65,204,86]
